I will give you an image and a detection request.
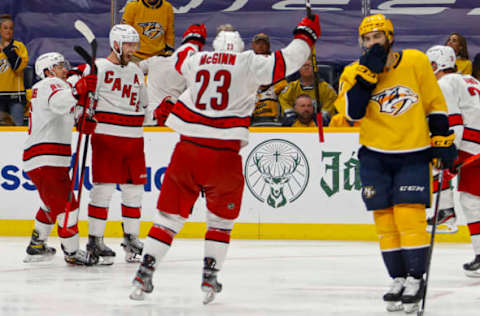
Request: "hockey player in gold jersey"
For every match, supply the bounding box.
[122,0,174,60]
[335,14,457,313]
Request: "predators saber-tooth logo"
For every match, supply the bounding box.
[245,139,309,209]
[137,22,165,39]
[372,85,418,116]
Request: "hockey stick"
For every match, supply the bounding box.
[62,20,97,234]
[418,169,444,316]
[305,0,324,143]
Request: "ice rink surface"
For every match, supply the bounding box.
[0,237,479,316]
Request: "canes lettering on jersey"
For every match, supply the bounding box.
[93,58,148,138]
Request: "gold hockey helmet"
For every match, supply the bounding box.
[358,14,393,41]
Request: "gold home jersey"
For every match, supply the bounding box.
[253,80,288,118]
[456,58,472,75]
[278,79,337,117]
[335,49,448,153]
[0,40,28,98]
[122,0,175,59]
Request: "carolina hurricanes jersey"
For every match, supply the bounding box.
[335,49,448,153]
[93,58,148,138]
[23,77,77,172]
[166,39,311,146]
[139,43,200,107]
[438,73,480,155]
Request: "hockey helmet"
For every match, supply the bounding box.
[213,31,245,53]
[109,24,139,58]
[35,52,66,79]
[358,14,394,41]
[426,45,456,74]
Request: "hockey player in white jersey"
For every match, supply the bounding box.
[23,52,97,265]
[139,24,207,125]
[130,15,321,303]
[427,45,480,277]
[79,24,149,265]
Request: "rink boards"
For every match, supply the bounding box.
[0,127,471,242]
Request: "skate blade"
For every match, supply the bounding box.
[464,270,480,278]
[129,286,146,301]
[23,253,55,263]
[426,224,458,234]
[202,289,216,305]
[403,302,419,314]
[97,256,115,265]
[125,252,142,263]
[386,301,404,312]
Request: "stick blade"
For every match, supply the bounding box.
[74,20,95,44]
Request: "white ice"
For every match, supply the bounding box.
[0,237,479,316]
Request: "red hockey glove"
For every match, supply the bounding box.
[77,116,97,135]
[154,96,175,126]
[293,14,321,48]
[182,24,207,50]
[74,74,97,107]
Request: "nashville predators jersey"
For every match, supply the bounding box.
[335,49,448,153]
[122,0,175,59]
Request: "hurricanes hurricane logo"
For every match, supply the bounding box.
[0,59,8,73]
[245,139,309,208]
[372,86,418,116]
[138,22,165,39]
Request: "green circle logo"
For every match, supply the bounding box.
[244,139,310,208]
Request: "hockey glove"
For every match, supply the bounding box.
[293,14,321,48]
[154,96,175,126]
[77,116,97,135]
[182,24,207,50]
[3,41,21,70]
[360,43,388,74]
[431,131,457,170]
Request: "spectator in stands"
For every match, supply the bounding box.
[279,58,337,124]
[445,32,472,75]
[472,53,480,81]
[0,111,14,126]
[282,94,324,127]
[329,113,360,127]
[0,14,28,126]
[250,33,288,125]
[122,0,174,62]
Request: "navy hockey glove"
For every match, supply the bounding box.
[360,43,388,74]
[182,24,207,50]
[431,131,458,170]
[293,14,321,48]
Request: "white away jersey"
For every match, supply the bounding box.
[139,43,200,107]
[23,77,77,172]
[438,73,480,155]
[165,39,311,146]
[93,58,148,138]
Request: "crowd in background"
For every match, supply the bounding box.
[2,3,480,127]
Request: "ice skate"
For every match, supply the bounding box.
[401,276,425,314]
[383,277,405,312]
[463,255,480,278]
[426,208,458,234]
[62,245,95,266]
[201,257,223,305]
[23,230,56,263]
[86,235,116,265]
[121,233,143,263]
[130,254,155,301]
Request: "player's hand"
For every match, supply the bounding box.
[431,131,457,170]
[154,96,175,126]
[293,14,321,48]
[77,116,97,135]
[359,43,388,74]
[182,24,207,50]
